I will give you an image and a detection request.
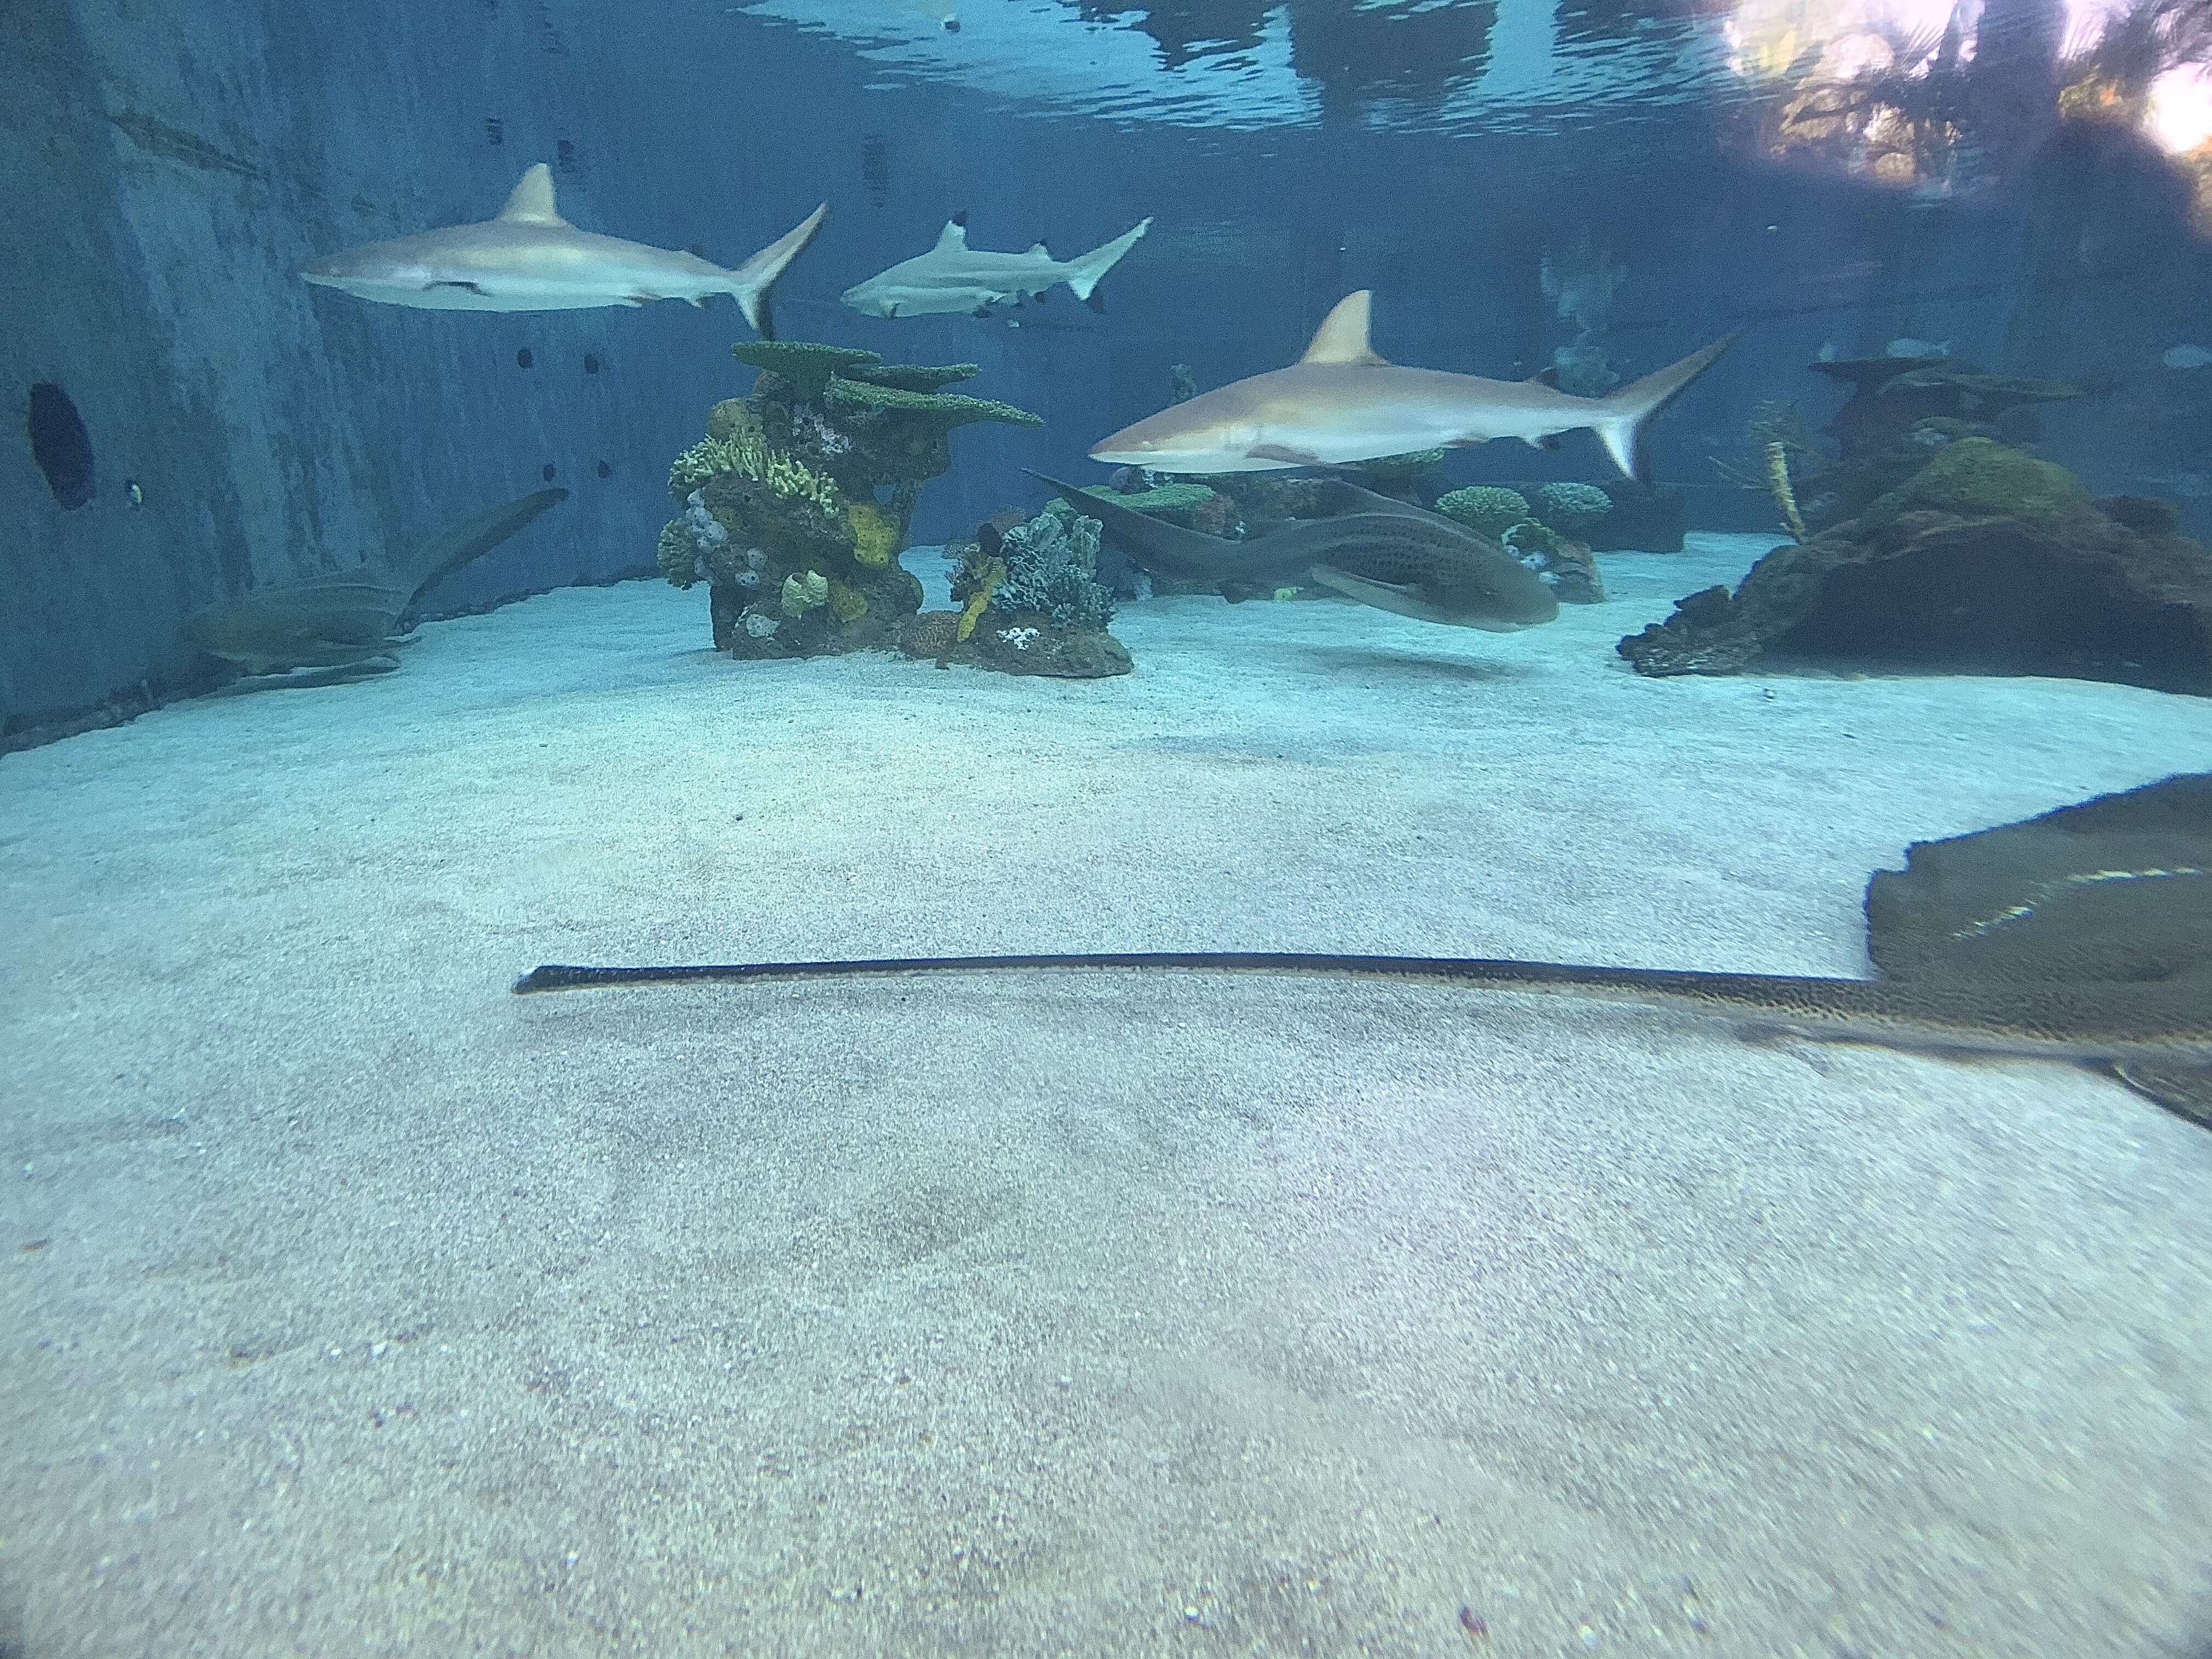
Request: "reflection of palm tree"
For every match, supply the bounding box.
[1070,0,1273,70]
[1283,0,1498,115]
[2064,0,2212,101]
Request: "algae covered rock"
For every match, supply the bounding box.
[1877,436,2090,523]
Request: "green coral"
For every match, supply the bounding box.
[1894,437,2090,521]
[669,424,842,516]
[1534,481,1613,534]
[845,363,981,392]
[827,578,868,623]
[657,521,699,588]
[845,500,900,568]
[1435,486,1532,539]
[1063,482,1217,518]
[823,378,1044,431]
[780,569,829,618]
[730,341,881,405]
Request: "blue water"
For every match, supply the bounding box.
[5,2,2212,1653]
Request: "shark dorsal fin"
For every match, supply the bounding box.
[496,164,567,227]
[1300,291,1387,366]
[1026,240,1048,256]
[935,216,968,251]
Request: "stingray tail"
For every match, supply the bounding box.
[1587,330,1740,483]
[730,203,830,341]
[1063,217,1151,304]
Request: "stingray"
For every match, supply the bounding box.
[185,486,568,675]
[1026,470,1559,632]
[513,775,2212,1128]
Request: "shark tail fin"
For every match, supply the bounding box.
[729,203,831,340]
[1063,216,1152,303]
[1587,330,1739,482]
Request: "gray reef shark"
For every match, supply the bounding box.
[185,487,567,677]
[300,165,827,337]
[1026,471,1558,632]
[842,212,1151,318]
[1090,290,1736,479]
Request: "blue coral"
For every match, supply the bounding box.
[995,505,1116,631]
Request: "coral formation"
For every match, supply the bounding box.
[845,500,899,568]
[1436,486,1532,539]
[995,505,1115,631]
[956,557,1004,642]
[1620,442,2212,694]
[664,340,1041,660]
[729,341,881,405]
[780,569,829,617]
[1533,481,1613,535]
[1502,520,1605,603]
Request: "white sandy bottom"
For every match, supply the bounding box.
[4,537,2211,1657]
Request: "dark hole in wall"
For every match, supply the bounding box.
[542,463,557,481]
[556,138,578,174]
[595,460,612,478]
[583,352,601,374]
[485,117,504,145]
[516,347,533,368]
[27,382,94,509]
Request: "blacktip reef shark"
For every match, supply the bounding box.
[300,164,827,337]
[1025,470,1558,632]
[841,211,1152,319]
[1090,290,1737,479]
[185,487,567,676]
[512,773,2212,1130]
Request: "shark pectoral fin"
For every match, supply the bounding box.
[622,295,652,307]
[1248,443,1322,464]
[687,295,709,308]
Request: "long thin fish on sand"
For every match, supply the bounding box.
[1027,470,1558,631]
[1089,290,1735,479]
[512,776,2212,1124]
[301,164,827,337]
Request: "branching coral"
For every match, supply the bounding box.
[1534,481,1613,535]
[1435,486,1532,540]
[669,425,842,516]
[823,378,1044,432]
[730,341,882,405]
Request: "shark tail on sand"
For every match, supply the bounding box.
[1065,217,1152,308]
[1587,331,1740,482]
[725,202,830,339]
